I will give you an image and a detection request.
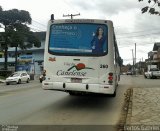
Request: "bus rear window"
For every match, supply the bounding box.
[49,23,108,56]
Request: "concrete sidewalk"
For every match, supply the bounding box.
[126,87,160,127]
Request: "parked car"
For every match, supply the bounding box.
[121,72,127,75]
[144,68,160,79]
[126,71,132,75]
[5,71,30,85]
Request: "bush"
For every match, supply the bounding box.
[0,70,13,78]
[0,76,5,80]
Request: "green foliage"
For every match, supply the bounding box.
[0,6,2,12]
[0,7,40,50]
[0,70,12,77]
[138,0,160,15]
[141,6,149,13]
[0,9,31,25]
[118,57,123,66]
[27,32,41,48]
[0,75,5,80]
[0,6,41,70]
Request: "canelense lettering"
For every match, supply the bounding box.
[57,70,87,77]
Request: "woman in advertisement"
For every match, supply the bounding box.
[91,27,106,54]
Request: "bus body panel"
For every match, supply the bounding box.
[42,19,120,95]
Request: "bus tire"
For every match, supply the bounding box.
[111,91,116,97]
[69,92,75,96]
[108,90,116,97]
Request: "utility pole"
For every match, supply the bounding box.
[135,43,136,75]
[63,13,80,19]
[139,58,141,75]
[135,43,136,66]
[4,25,8,70]
[132,49,134,73]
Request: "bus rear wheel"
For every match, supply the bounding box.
[110,91,116,97]
[69,92,76,96]
[107,90,116,97]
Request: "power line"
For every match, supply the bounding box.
[32,20,46,28]
[0,16,45,32]
[117,31,160,39]
[0,16,46,39]
[31,22,46,31]
[118,41,156,49]
[29,24,46,32]
[63,13,80,19]
[29,26,44,32]
[116,28,160,36]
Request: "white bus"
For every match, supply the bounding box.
[42,15,121,97]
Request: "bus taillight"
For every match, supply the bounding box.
[108,72,113,84]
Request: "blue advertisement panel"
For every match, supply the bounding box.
[16,55,34,74]
[49,23,108,55]
[16,65,31,72]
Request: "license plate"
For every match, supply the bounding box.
[71,78,82,83]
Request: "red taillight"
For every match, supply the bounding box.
[108,76,113,81]
[108,72,113,84]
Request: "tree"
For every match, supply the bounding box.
[9,23,41,71]
[0,6,41,70]
[138,0,160,15]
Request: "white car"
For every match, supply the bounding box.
[6,71,30,85]
[144,68,160,79]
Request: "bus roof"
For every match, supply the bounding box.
[49,19,113,25]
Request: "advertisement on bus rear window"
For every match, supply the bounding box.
[49,23,108,56]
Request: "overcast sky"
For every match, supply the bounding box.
[1,0,160,65]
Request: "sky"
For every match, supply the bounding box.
[1,0,160,65]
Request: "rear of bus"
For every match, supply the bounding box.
[42,18,119,96]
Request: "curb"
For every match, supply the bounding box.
[125,88,133,125]
[117,88,133,131]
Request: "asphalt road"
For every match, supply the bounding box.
[1,76,153,130]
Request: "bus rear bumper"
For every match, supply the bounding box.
[42,81,115,94]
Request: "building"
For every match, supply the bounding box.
[135,61,147,74]
[147,42,160,69]
[0,32,46,75]
[121,64,132,73]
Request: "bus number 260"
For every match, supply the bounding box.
[100,64,108,69]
